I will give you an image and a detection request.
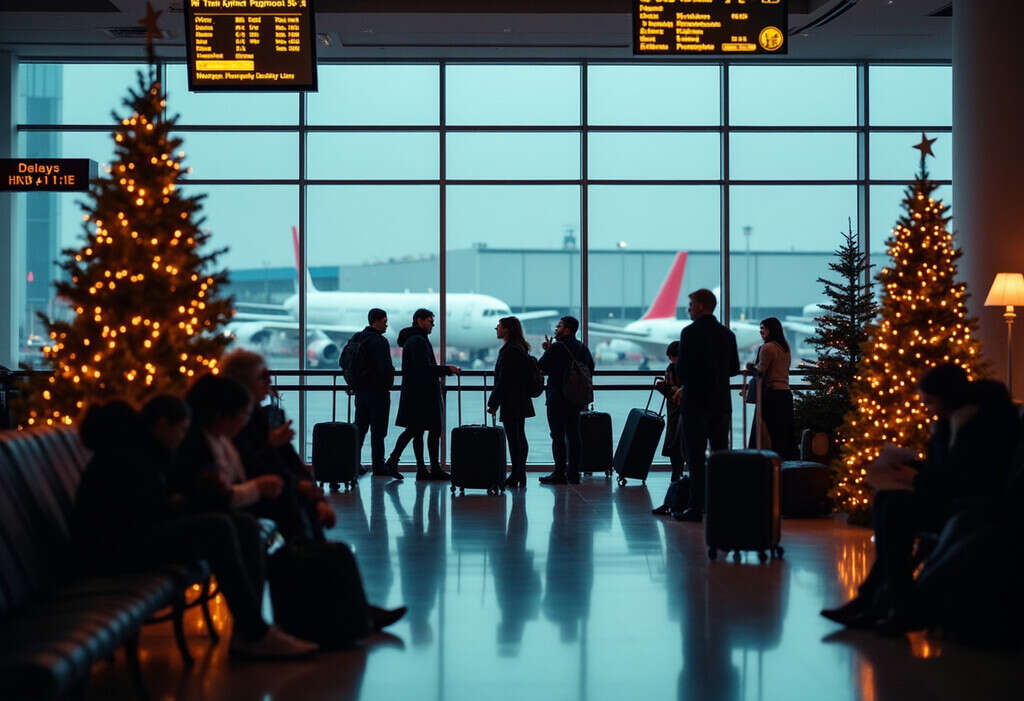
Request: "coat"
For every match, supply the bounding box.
[657,363,683,458]
[488,343,536,422]
[537,336,595,409]
[675,314,740,417]
[396,326,450,431]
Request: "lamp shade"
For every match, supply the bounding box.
[984,272,1024,307]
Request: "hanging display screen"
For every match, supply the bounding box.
[0,159,95,192]
[184,0,318,92]
[634,0,788,55]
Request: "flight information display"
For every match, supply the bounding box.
[1,159,95,192]
[634,0,788,55]
[184,0,317,91]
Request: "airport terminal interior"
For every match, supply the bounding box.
[2,1,1024,700]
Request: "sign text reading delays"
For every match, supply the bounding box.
[1,159,95,192]
[635,0,788,55]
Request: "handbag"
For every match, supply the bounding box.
[744,347,761,404]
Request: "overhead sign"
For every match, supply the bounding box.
[0,159,95,192]
[634,0,788,55]
[184,0,318,92]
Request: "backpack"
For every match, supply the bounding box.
[560,343,594,408]
[339,333,369,389]
[527,354,544,398]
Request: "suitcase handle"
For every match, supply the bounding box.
[456,372,496,427]
[645,378,667,417]
[330,374,352,423]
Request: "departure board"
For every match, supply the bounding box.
[634,0,788,55]
[184,0,317,92]
[1,159,95,192]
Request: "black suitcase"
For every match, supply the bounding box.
[780,460,833,518]
[450,374,507,495]
[580,409,613,478]
[312,380,360,491]
[613,382,665,486]
[706,449,783,562]
[269,542,372,648]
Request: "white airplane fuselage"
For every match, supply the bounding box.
[287,290,515,350]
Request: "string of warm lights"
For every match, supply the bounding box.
[21,66,233,427]
[834,136,985,519]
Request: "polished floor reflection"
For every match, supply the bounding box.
[88,475,1023,700]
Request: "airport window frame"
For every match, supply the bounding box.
[13,58,952,460]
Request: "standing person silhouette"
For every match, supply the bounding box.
[745,317,796,460]
[537,316,594,485]
[386,308,460,480]
[488,316,536,490]
[672,289,740,522]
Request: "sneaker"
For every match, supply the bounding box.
[230,625,319,659]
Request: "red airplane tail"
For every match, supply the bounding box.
[640,252,687,321]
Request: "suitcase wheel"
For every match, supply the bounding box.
[617,477,627,487]
[757,550,768,563]
[460,487,466,495]
[641,479,646,485]
[708,548,717,560]
[450,485,456,494]
[330,483,340,492]
[349,480,358,490]
[732,550,742,562]
[487,487,498,496]
[773,546,785,559]
[605,470,612,479]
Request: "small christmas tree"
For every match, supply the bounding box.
[835,134,985,522]
[20,5,233,428]
[793,219,878,442]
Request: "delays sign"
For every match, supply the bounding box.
[1,159,96,192]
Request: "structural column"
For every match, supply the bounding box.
[953,1,1024,399]
[0,52,19,369]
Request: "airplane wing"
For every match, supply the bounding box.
[230,312,363,337]
[588,321,655,342]
[516,309,560,322]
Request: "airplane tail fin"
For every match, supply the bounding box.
[292,226,317,293]
[640,251,687,321]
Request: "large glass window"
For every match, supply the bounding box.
[12,59,953,460]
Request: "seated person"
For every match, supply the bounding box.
[220,349,335,536]
[73,398,317,659]
[821,365,1020,634]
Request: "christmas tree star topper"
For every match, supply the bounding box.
[914,132,937,159]
[139,2,163,42]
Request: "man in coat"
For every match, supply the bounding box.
[387,308,459,480]
[537,316,595,485]
[345,308,397,479]
[672,289,740,522]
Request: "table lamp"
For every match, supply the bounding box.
[984,272,1024,391]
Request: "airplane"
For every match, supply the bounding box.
[590,251,770,367]
[228,228,558,367]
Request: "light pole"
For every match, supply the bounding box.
[617,241,628,319]
[743,225,753,321]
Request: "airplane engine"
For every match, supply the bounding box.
[306,338,340,367]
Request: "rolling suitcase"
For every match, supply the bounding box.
[580,407,613,478]
[705,449,783,562]
[450,373,507,496]
[311,376,360,491]
[613,381,666,486]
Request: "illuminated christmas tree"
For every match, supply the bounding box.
[20,5,233,428]
[834,134,985,522]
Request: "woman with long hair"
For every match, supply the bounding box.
[746,316,796,460]
[488,316,536,489]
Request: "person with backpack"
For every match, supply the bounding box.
[488,316,541,490]
[385,308,460,480]
[342,309,397,479]
[537,315,595,485]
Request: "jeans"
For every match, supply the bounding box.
[355,391,391,470]
[681,412,730,511]
[547,404,582,478]
[146,512,268,641]
[503,417,529,478]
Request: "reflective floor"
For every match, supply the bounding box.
[89,474,1023,701]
